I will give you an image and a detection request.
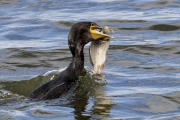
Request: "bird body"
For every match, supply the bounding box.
[28,22,112,100]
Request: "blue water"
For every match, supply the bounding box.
[1,0,180,119]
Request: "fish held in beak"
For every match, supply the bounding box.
[89,26,113,84]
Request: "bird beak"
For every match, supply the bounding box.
[90,25,113,40]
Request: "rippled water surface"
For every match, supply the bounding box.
[1,0,180,119]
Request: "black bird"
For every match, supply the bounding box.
[27,22,111,100]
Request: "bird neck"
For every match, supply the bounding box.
[66,43,85,81]
[73,44,85,75]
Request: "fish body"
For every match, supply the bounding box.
[89,26,111,81]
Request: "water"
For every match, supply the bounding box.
[0,0,180,119]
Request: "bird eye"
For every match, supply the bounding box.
[91,23,103,31]
[91,23,97,27]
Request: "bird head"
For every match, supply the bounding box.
[68,22,112,56]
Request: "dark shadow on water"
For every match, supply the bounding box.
[0,74,58,97]
[150,24,180,31]
[0,0,17,5]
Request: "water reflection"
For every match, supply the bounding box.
[71,69,113,119]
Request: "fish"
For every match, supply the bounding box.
[89,26,113,83]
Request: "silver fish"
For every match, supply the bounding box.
[89,26,113,82]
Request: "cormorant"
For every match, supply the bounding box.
[27,22,111,100]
